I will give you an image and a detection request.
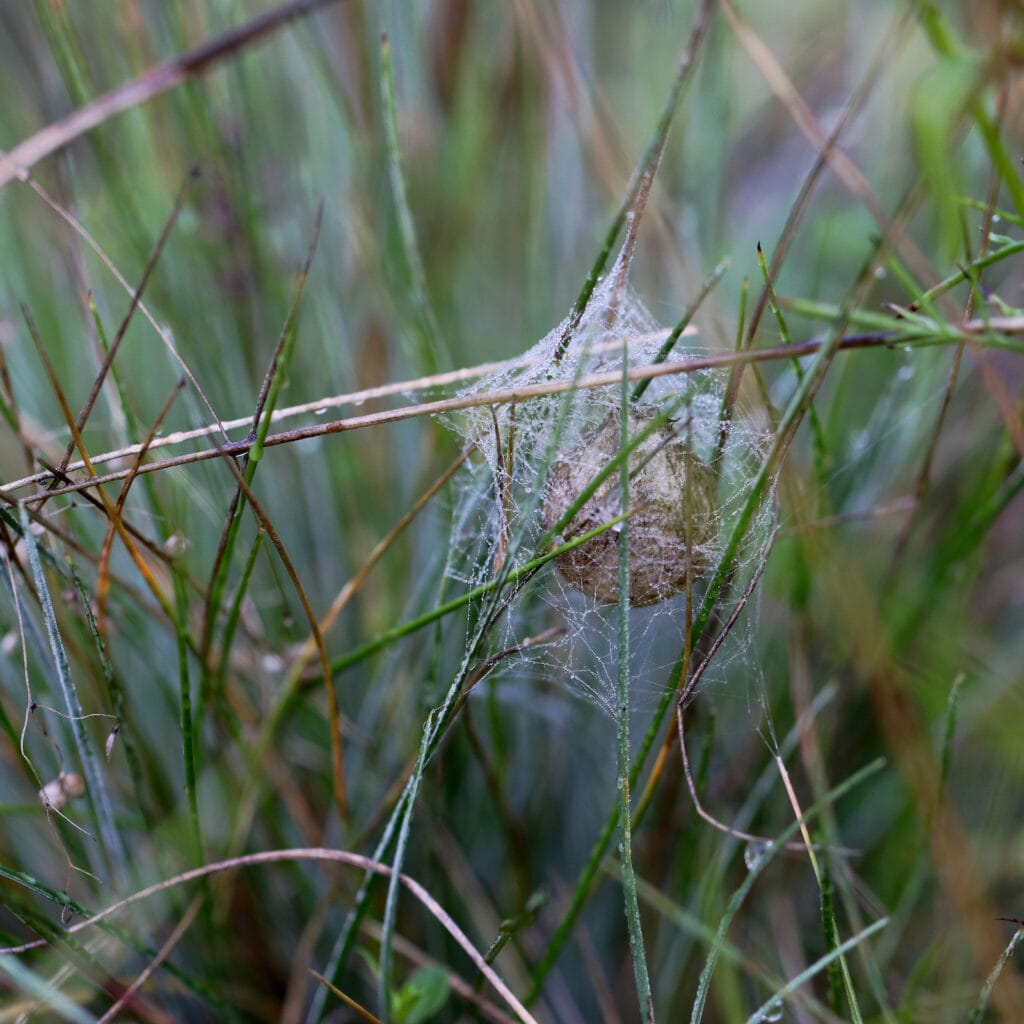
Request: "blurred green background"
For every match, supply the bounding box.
[1,1,1023,1021]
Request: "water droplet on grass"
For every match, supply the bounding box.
[744,839,773,871]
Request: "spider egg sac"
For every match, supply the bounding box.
[542,406,716,606]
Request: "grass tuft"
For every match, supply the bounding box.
[2,2,1024,1021]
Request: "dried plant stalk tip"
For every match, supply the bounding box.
[39,779,66,810]
[38,771,87,810]
[60,771,86,799]
[543,408,716,606]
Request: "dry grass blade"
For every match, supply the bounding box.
[361,921,522,1024]
[0,359,524,493]
[12,305,1024,502]
[0,0,344,192]
[3,333,939,506]
[308,972,382,1024]
[0,848,539,1024]
[718,0,943,301]
[213,450,348,823]
[48,168,200,487]
[21,174,228,436]
[22,306,176,620]
[0,330,696,492]
[96,380,186,634]
[94,897,201,1024]
[197,205,323,685]
[284,445,471,683]
[4,4,1024,1019]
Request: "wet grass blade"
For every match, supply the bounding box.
[19,504,126,883]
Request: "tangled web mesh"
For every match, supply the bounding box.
[439,273,774,714]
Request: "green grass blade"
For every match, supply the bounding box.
[378,708,434,1022]
[819,851,845,1014]
[0,952,98,1024]
[555,0,717,362]
[380,32,446,373]
[755,243,827,484]
[966,926,1024,1024]
[68,565,151,832]
[745,918,889,1024]
[173,566,201,864]
[915,3,1024,217]
[689,758,885,1023]
[617,338,654,1022]
[632,257,729,403]
[18,505,126,883]
[199,209,321,690]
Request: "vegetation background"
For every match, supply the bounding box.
[0,1,1023,1021]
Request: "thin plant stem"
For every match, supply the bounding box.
[688,759,885,1023]
[0,848,539,1024]
[0,954,98,1024]
[528,233,891,1001]
[173,566,202,865]
[553,0,718,362]
[12,310,1024,507]
[378,707,434,1023]
[206,528,265,715]
[380,32,446,373]
[966,927,1024,1024]
[198,207,322,695]
[755,242,827,483]
[310,971,384,1024]
[51,167,199,489]
[18,505,126,883]
[214,451,347,822]
[616,335,655,1022]
[744,919,888,1024]
[632,257,729,403]
[94,897,202,1024]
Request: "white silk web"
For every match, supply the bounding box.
[440,271,774,713]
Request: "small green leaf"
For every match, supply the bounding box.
[391,966,450,1024]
